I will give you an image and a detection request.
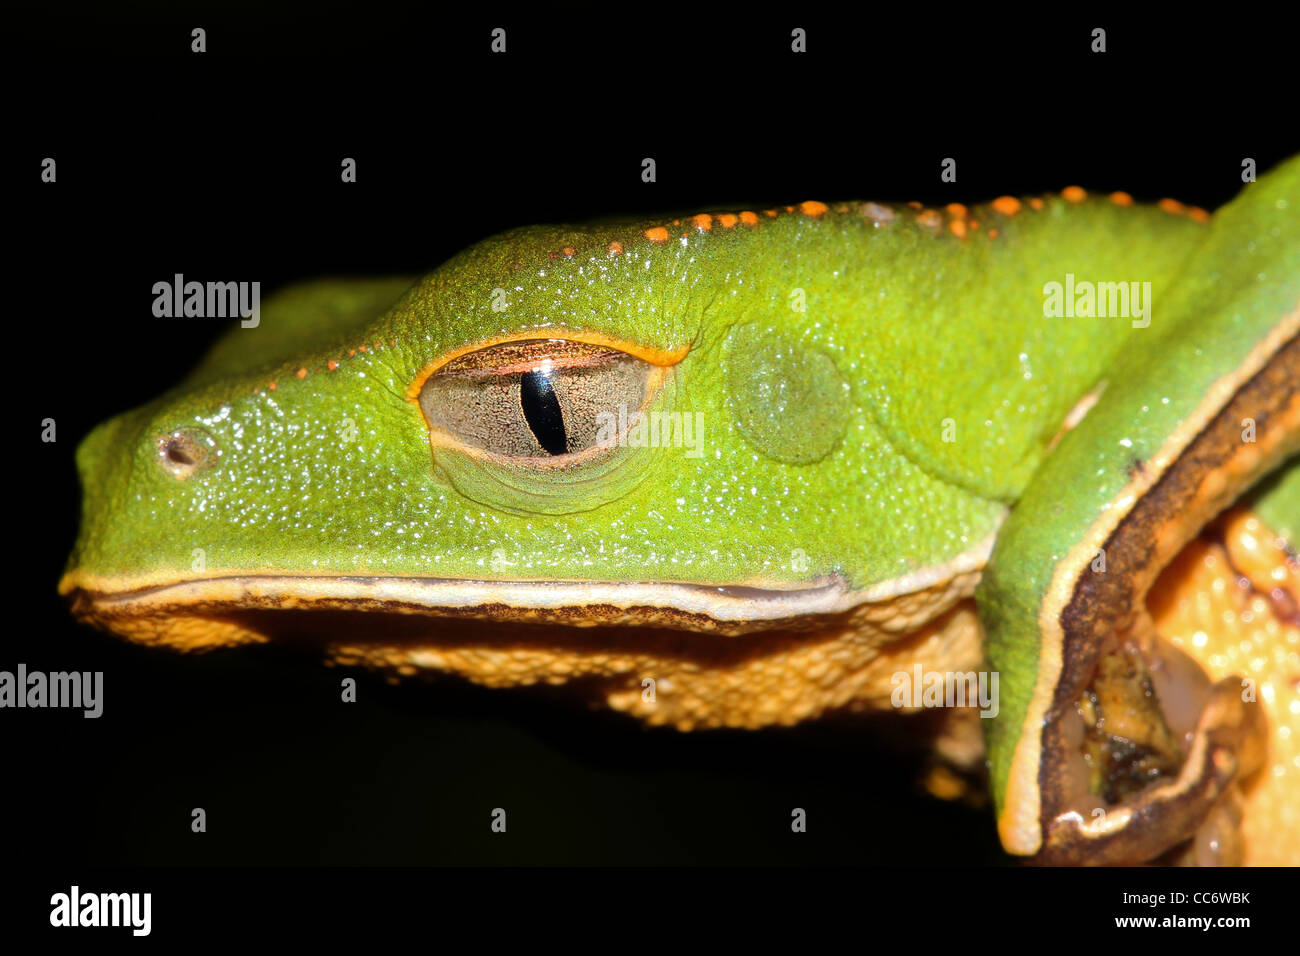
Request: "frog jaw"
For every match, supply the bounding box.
[60,533,993,649]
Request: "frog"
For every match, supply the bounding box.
[60,156,1300,865]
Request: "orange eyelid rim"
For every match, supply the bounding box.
[404,331,689,403]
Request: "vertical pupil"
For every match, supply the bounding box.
[520,370,567,455]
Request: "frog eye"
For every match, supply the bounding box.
[418,339,658,461]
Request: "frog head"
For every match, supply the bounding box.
[61,207,999,658]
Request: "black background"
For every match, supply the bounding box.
[6,3,1297,934]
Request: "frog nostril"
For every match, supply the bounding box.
[166,440,196,466]
[157,428,218,479]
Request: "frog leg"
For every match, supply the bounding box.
[984,315,1297,864]
[979,161,1300,864]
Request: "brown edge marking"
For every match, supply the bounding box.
[998,310,1300,858]
[998,319,1294,858]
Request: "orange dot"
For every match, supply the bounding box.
[991,196,1021,216]
[645,226,670,242]
[949,219,968,238]
[607,240,623,255]
[296,367,308,379]
[917,209,943,230]
[1159,197,1187,215]
[359,345,368,352]
[764,209,778,217]
[562,246,575,256]
[1062,186,1086,203]
[786,205,795,213]
[800,200,829,217]
[1188,206,1210,223]
[969,219,979,229]
[692,213,713,232]
[740,211,759,225]
[328,359,339,371]
[987,228,999,239]
[268,381,277,391]
[717,213,738,229]
[907,201,923,210]
[348,348,356,357]
[1109,191,1134,207]
[1028,198,1045,211]
[945,203,968,218]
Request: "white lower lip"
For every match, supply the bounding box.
[83,535,994,623]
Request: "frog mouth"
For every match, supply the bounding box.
[60,536,993,647]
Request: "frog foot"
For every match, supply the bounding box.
[1031,617,1268,865]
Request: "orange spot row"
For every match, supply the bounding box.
[639,202,828,246]
[1157,197,1210,223]
[259,334,407,394]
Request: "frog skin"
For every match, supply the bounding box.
[61,157,1299,865]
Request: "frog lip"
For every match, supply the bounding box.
[70,570,893,624]
[62,537,992,629]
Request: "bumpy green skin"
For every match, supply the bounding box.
[979,157,1300,813]
[69,194,1208,592]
